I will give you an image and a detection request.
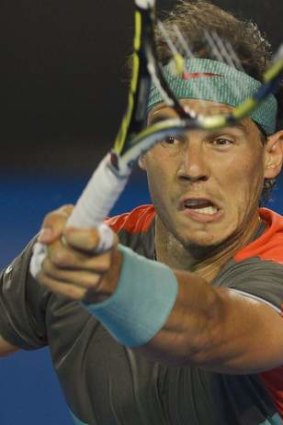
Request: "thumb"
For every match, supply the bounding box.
[38,205,74,244]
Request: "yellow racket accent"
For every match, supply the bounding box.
[264,57,283,82]
[134,10,142,51]
[113,11,142,155]
[200,114,227,130]
[201,56,283,129]
[170,53,186,77]
[232,98,257,120]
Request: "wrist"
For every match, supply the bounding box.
[84,248,123,304]
[82,244,178,347]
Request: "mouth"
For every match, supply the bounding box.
[180,197,222,222]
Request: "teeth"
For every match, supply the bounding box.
[192,206,218,215]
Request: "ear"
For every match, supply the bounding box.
[138,154,147,170]
[264,130,283,179]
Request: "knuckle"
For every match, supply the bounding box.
[98,254,112,272]
[88,274,101,288]
[43,205,72,228]
[59,205,74,217]
[90,253,111,273]
[41,215,54,230]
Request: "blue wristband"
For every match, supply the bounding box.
[83,245,178,347]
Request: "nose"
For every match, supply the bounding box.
[177,138,210,183]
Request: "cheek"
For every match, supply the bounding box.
[144,148,175,183]
[143,151,177,206]
[146,166,169,198]
[223,154,264,208]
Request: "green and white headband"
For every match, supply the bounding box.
[148,58,278,135]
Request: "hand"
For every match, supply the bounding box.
[35,205,122,303]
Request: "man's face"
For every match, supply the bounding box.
[141,99,276,248]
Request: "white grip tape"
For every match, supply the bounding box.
[67,153,129,228]
[96,223,115,252]
[30,241,47,278]
[30,223,114,278]
[30,153,130,278]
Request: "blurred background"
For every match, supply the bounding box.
[1,0,283,423]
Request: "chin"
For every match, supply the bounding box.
[177,227,232,252]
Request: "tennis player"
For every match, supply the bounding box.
[1,2,283,424]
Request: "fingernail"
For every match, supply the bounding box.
[38,228,54,243]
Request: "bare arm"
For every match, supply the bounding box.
[140,269,283,374]
[36,207,283,374]
[0,335,19,357]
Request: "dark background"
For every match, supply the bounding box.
[1,0,283,172]
[1,1,283,424]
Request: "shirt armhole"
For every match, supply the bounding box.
[228,288,282,314]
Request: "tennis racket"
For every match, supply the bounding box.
[30,0,283,275]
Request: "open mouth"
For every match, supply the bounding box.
[182,198,220,216]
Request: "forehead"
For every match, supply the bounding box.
[148,98,259,135]
[150,99,233,118]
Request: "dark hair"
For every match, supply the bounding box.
[155,0,283,200]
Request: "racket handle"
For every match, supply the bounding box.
[30,153,130,278]
[67,153,129,228]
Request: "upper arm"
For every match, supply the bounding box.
[142,263,283,374]
[0,335,19,357]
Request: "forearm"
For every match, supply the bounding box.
[36,216,283,373]
[141,268,224,365]
[83,245,224,362]
[83,246,283,373]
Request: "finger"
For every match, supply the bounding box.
[37,271,87,300]
[63,225,118,253]
[62,226,100,252]
[42,257,103,290]
[38,205,74,244]
[47,240,112,272]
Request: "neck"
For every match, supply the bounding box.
[155,213,261,283]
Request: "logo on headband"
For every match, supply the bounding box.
[182,72,223,80]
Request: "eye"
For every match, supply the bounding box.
[159,135,180,148]
[210,137,234,147]
[164,136,177,144]
[159,135,185,148]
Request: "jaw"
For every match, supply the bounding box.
[156,205,261,265]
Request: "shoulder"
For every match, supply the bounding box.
[106,205,156,258]
[215,209,283,311]
[234,208,283,264]
[105,204,156,234]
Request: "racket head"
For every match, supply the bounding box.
[111,0,283,176]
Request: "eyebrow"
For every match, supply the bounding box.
[148,112,249,134]
[148,114,176,125]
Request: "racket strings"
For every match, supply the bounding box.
[172,28,230,118]
[204,30,239,70]
[156,25,283,126]
[156,24,246,120]
[203,31,243,109]
[116,0,283,161]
